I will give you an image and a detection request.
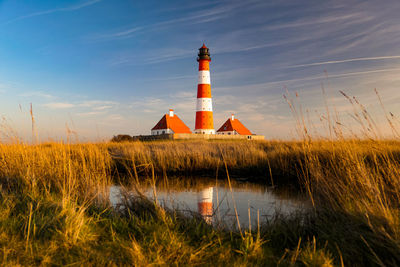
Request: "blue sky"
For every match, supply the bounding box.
[1,0,400,141]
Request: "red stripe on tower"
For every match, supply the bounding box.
[194,44,215,134]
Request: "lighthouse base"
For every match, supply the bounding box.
[194,129,215,134]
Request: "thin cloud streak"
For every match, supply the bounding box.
[92,27,143,41]
[79,100,118,107]
[76,111,106,116]
[216,67,400,92]
[3,0,102,25]
[280,67,400,84]
[91,0,248,41]
[43,102,75,109]
[19,91,54,99]
[289,56,400,68]
[266,12,373,31]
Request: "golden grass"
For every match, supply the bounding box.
[0,136,400,264]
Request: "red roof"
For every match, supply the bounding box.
[201,43,207,49]
[217,117,252,135]
[152,112,192,134]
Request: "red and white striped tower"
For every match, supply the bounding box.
[194,44,215,134]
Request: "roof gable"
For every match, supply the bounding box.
[217,118,252,135]
[217,119,233,132]
[152,113,192,134]
[152,115,168,130]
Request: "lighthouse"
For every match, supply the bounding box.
[194,44,215,134]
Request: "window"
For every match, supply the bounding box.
[162,130,165,134]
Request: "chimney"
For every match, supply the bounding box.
[231,114,234,120]
[169,109,174,117]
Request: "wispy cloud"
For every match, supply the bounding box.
[216,67,400,94]
[91,27,143,41]
[92,105,113,111]
[172,91,196,98]
[145,49,193,64]
[4,0,102,25]
[43,102,75,109]
[19,91,54,99]
[90,0,249,42]
[313,67,400,81]
[76,111,106,116]
[129,97,165,111]
[79,100,118,107]
[109,49,194,67]
[287,55,400,68]
[104,114,124,121]
[266,12,373,31]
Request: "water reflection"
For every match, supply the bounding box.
[197,187,213,224]
[109,177,308,229]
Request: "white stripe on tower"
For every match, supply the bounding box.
[197,70,212,111]
[198,70,210,84]
[196,98,213,111]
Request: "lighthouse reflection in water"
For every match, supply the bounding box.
[109,178,307,229]
[197,187,214,224]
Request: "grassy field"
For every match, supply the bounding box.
[0,139,399,265]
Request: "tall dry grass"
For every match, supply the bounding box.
[274,89,400,265]
[0,140,310,265]
[1,138,398,265]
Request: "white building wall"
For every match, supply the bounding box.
[216,131,238,135]
[151,128,174,135]
[194,129,215,134]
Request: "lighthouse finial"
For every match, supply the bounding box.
[201,43,207,49]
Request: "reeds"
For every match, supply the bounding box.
[0,139,326,265]
[0,138,398,265]
[277,89,400,265]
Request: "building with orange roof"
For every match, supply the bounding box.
[151,109,192,135]
[216,114,252,135]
